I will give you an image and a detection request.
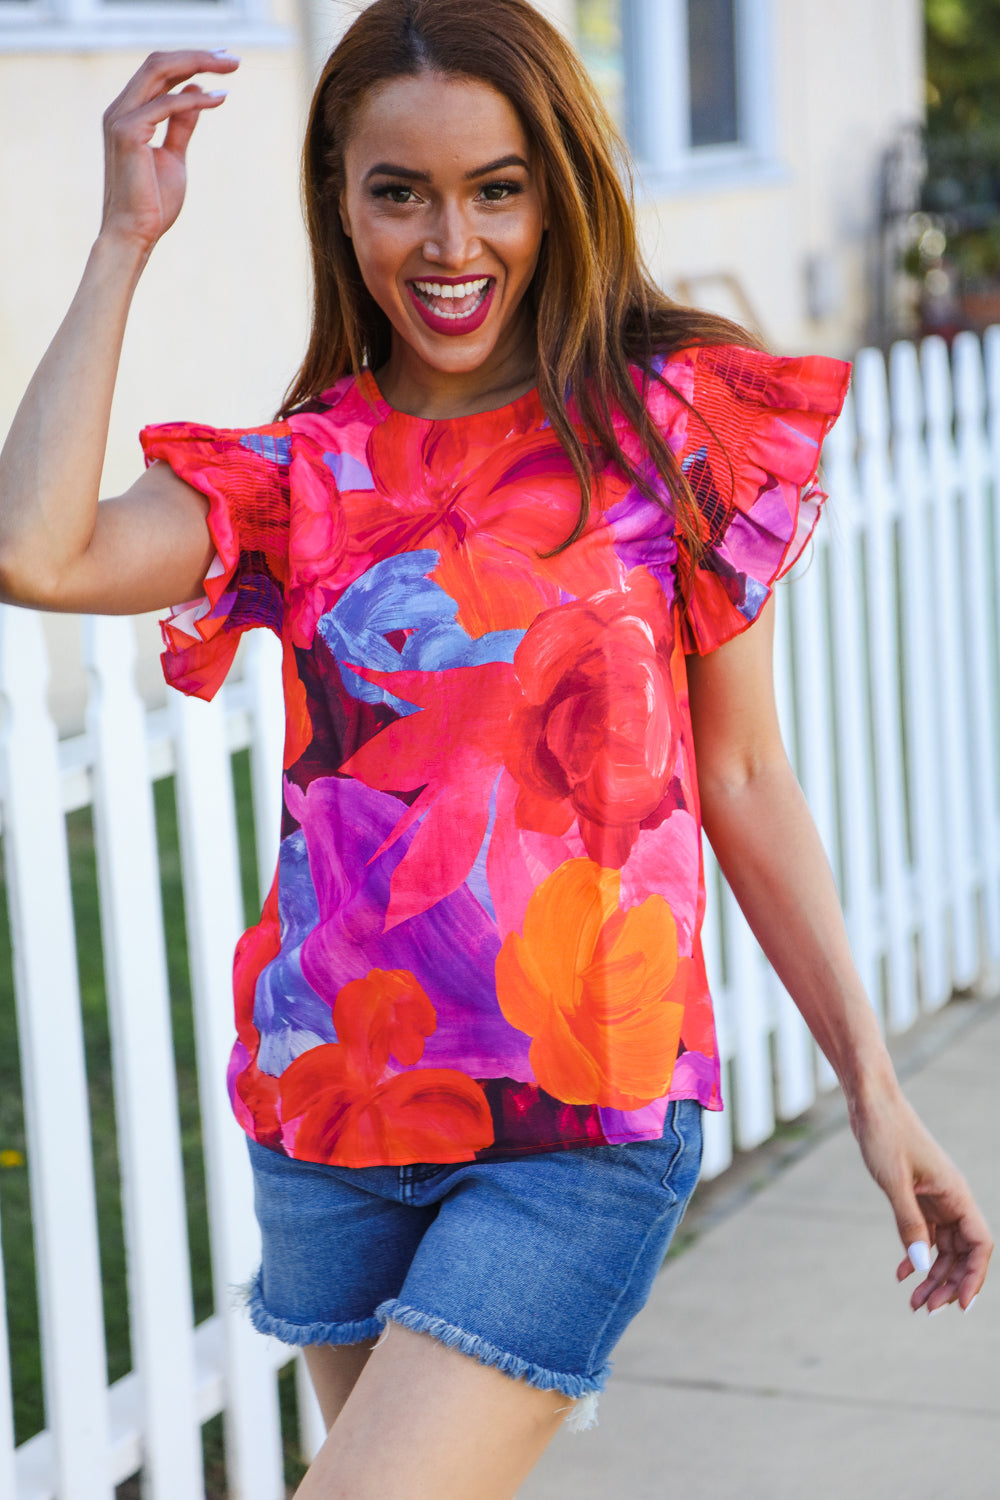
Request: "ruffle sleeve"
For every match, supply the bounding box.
[139,420,292,700]
[672,345,851,654]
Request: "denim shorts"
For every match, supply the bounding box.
[244,1099,703,1430]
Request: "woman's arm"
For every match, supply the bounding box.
[0,50,239,615]
[687,600,993,1312]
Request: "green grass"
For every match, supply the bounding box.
[0,750,308,1496]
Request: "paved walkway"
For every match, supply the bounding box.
[521,998,1000,1500]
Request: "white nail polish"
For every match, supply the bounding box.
[928,1304,947,1317]
[207,90,229,99]
[963,1294,978,1314]
[907,1240,931,1274]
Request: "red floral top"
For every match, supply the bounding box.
[142,344,851,1168]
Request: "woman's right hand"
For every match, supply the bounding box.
[0,50,239,613]
[100,50,240,253]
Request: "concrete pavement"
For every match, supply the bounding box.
[521,997,1000,1499]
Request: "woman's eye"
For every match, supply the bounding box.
[480,180,523,202]
[372,184,417,205]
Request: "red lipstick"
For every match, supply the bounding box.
[406,275,496,336]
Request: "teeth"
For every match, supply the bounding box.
[410,277,492,320]
[413,277,490,300]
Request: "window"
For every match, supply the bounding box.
[575,0,774,186]
[0,0,289,51]
[687,0,739,148]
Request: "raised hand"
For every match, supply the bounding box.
[0,51,240,615]
[100,49,240,252]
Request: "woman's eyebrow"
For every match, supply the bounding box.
[364,163,432,183]
[363,154,530,185]
[464,154,530,178]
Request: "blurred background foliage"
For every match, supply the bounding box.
[892,2,1000,334]
[925,0,1000,134]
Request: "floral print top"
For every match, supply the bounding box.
[142,343,851,1168]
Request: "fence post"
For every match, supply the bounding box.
[786,526,840,1094]
[922,337,979,987]
[856,348,915,1032]
[698,848,733,1179]
[0,605,112,1499]
[294,1351,327,1466]
[953,332,1000,966]
[821,388,881,1030]
[768,585,814,1118]
[84,615,205,1500]
[984,325,1000,980]
[890,340,950,1010]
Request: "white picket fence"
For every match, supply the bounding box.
[1,330,1000,1496]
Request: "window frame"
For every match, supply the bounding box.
[0,0,290,52]
[622,0,780,194]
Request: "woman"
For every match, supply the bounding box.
[0,3,991,1496]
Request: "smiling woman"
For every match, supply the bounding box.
[0,1,992,1497]
[335,74,548,408]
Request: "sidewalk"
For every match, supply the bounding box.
[521,998,1000,1500]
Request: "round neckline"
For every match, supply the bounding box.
[357,366,544,428]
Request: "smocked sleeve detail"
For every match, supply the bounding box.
[139,420,292,700]
[673,345,851,654]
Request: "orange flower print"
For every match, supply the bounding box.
[279,968,494,1165]
[495,860,690,1111]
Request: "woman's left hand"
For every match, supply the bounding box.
[689,611,992,1316]
[849,1085,993,1313]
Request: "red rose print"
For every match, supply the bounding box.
[505,568,680,867]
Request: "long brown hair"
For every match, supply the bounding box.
[280,0,758,557]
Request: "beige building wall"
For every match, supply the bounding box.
[0,5,310,726]
[637,0,924,355]
[0,0,923,729]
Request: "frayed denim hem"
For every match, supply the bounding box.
[375,1299,605,1432]
[242,1269,383,1347]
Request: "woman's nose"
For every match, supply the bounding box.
[422,203,481,268]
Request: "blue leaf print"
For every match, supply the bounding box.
[317,550,523,714]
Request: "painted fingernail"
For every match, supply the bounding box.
[963,1294,978,1314]
[928,1304,947,1317]
[212,49,241,60]
[907,1241,931,1274]
[207,90,229,99]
